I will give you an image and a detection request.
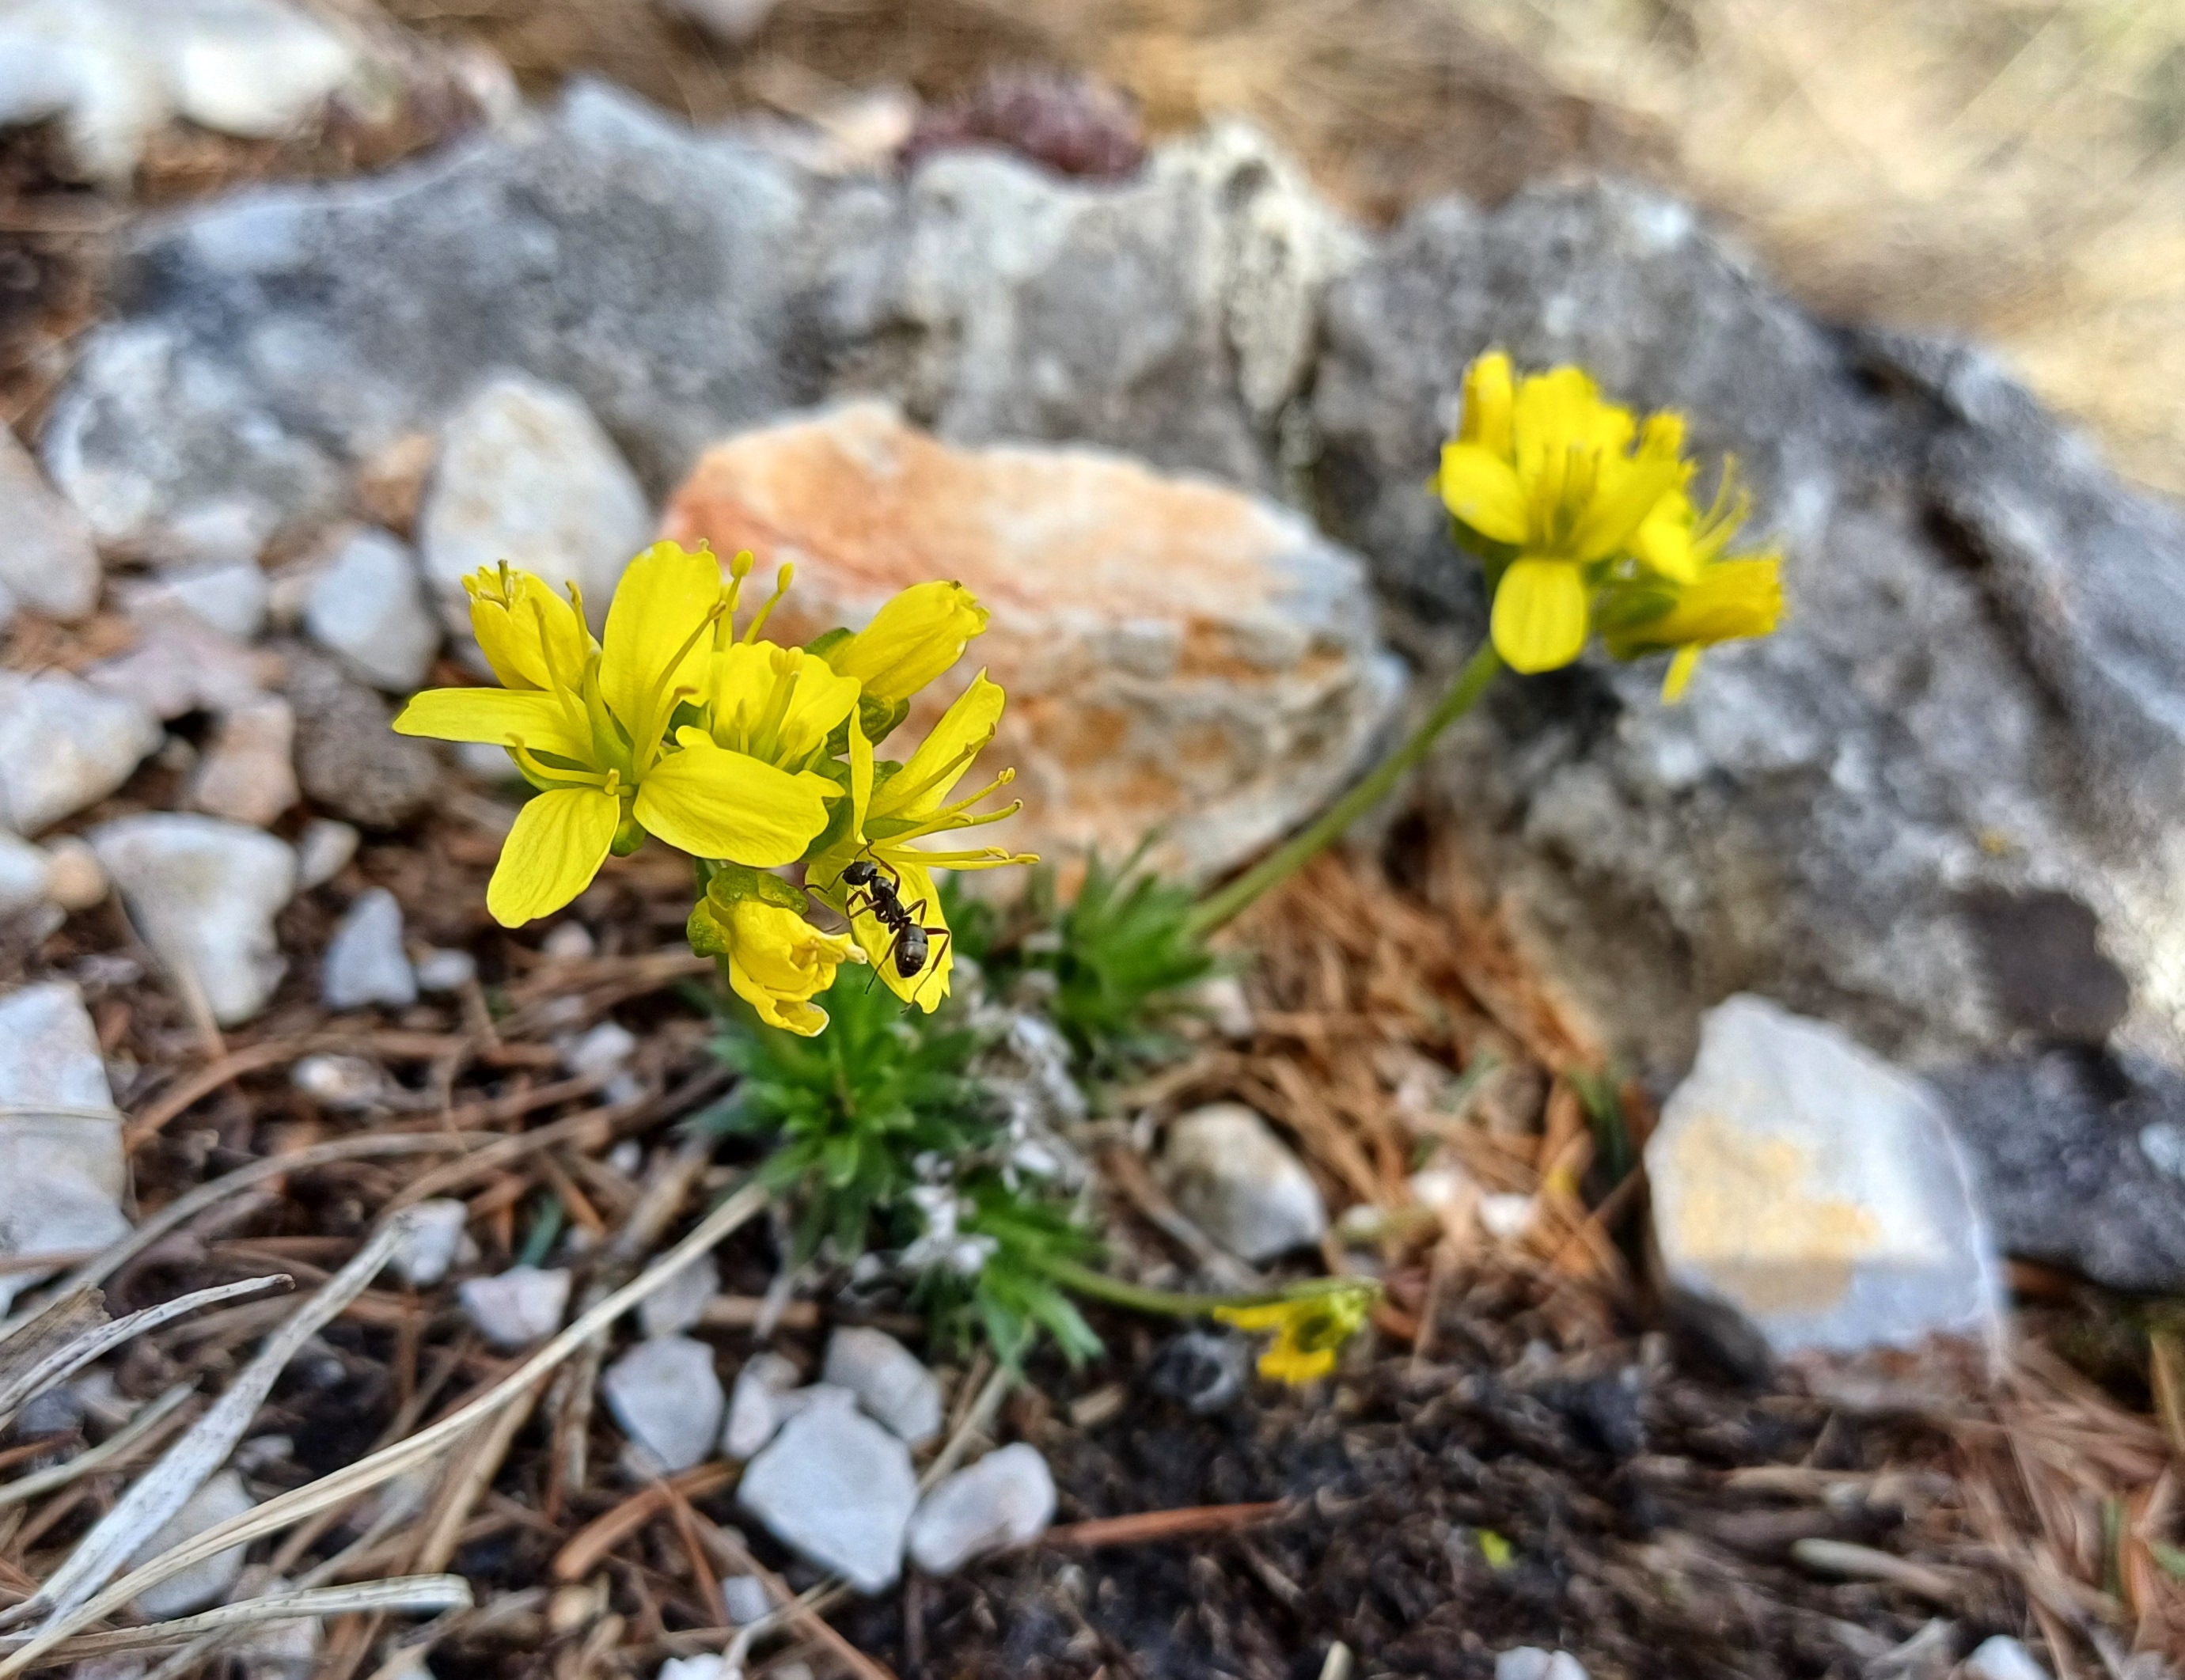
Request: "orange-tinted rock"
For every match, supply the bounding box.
[661,401,1401,882]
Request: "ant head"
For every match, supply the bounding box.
[841,859,878,886]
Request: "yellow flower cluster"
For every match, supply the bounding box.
[1435,352,1784,697]
[393,546,1030,1034]
[1213,1280,1379,1385]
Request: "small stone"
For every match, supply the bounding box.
[187,697,298,829]
[417,375,650,640]
[458,1265,570,1348]
[42,837,108,911]
[304,527,440,692]
[722,1351,802,1458]
[1965,1636,2051,1680]
[822,1327,943,1447]
[389,1200,468,1288]
[87,616,272,723]
[1189,974,1256,1041]
[0,982,128,1309]
[906,1443,1056,1574]
[1647,995,2005,1366]
[0,673,161,836]
[1495,1652,1588,1680]
[541,921,597,961]
[293,818,358,891]
[161,0,361,142]
[322,888,418,1011]
[90,814,296,1026]
[0,428,97,620]
[1156,1103,1328,1263]
[413,948,476,994]
[127,562,268,641]
[639,1253,717,1340]
[283,650,440,829]
[291,1053,381,1112]
[564,1020,635,1082]
[738,1396,919,1594]
[719,1573,770,1625]
[1478,1193,1538,1244]
[659,402,1400,882]
[657,1659,726,1680]
[601,1335,725,1473]
[129,1470,253,1618]
[0,833,52,916]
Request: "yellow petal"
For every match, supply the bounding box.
[721,899,856,1034]
[1492,558,1590,673]
[1635,495,1701,583]
[1662,644,1703,702]
[467,567,591,691]
[873,673,1005,821]
[597,542,723,746]
[485,787,620,927]
[825,580,992,703]
[851,855,952,1011]
[633,734,836,867]
[1436,443,1529,544]
[1457,351,1513,457]
[1569,455,1687,562]
[392,687,593,764]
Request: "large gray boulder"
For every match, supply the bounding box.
[44,81,1354,556]
[1314,180,2185,1287]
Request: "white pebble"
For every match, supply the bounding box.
[721,1352,803,1459]
[639,1253,717,1340]
[1966,1636,2052,1680]
[391,1200,468,1288]
[322,887,418,1011]
[564,1020,636,1082]
[823,1326,943,1447]
[601,1335,725,1473]
[541,921,596,960]
[291,1053,381,1111]
[293,818,359,890]
[458,1265,570,1348]
[906,1443,1056,1574]
[41,836,106,910]
[719,1574,771,1625]
[413,947,476,993]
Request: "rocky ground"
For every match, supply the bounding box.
[0,3,2183,1679]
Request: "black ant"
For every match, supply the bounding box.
[840,857,949,984]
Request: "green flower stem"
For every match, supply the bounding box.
[1038,1257,1307,1319]
[1185,639,1503,937]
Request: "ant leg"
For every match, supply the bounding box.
[865,923,907,995]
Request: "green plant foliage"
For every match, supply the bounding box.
[912,1173,1105,1369]
[1030,851,1220,1077]
[699,965,993,1263]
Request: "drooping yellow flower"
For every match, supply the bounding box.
[1436,353,1690,674]
[394,544,841,927]
[1600,459,1783,699]
[1214,1280,1379,1385]
[1603,557,1784,701]
[809,673,1034,1011]
[821,581,990,705]
[688,867,862,1036]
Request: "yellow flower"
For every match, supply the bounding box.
[821,580,990,705]
[1214,1281,1379,1385]
[1436,353,1690,674]
[810,672,1034,1011]
[1603,556,1783,701]
[394,544,840,927]
[707,639,862,774]
[688,867,862,1036]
